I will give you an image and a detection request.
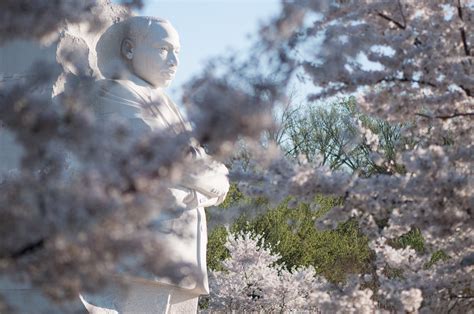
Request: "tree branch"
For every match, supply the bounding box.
[10,238,45,259]
[457,0,470,56]
[397,0,407,29]
[415,112,474,120]
[459,84,472,97]
[382,77,471,97]
[377,12,406,29]
[459,27,470,56]
[457,0,464,20]
[382,77,437,88]
[376,2,406,30]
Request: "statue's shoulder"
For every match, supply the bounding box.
[92,79,149,120]
[97,79,146,104]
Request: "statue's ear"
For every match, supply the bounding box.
[121,38,134,60]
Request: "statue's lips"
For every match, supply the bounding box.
[161,70,176,79]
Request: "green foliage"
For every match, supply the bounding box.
[207,225,230,271]
[425,250,450,269]
[218,183,246,209]
[206,182,269,271]
[388,228,425,253]
[301,218,373,283]
[282,97,414,176]
[387,229,449,270]
[207,188,372,284]
[383,265,405,280]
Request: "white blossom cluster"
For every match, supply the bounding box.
[208,231,377,313]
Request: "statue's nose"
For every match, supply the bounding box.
[168,51,179,67]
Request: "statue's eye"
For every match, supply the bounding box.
[159,47,168,53]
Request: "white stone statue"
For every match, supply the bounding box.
[78,16,230,313]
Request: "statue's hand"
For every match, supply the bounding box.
[186,166,229,197]
[181,140,230,206]
[181,160,229,205]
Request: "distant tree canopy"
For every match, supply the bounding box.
[208,191,372,284]
[280,98,413,176]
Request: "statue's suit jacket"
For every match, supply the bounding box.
[93,76,228,295]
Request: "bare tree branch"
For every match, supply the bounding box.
[459,84,472,97]
[457,0,470,56]
[10,239,45,259]
[415,112,474,120]
[457,0,464,20]
[459,28,470,56]
[397,0,407,29]
[376,9,406,30]
[382,77,437,88]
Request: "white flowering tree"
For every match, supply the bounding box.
[200,0,473,312]
[0,0,472,312]
[208,231,377,313]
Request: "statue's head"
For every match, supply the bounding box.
[96,16,180,88]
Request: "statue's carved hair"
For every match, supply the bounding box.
[124,16,171,43]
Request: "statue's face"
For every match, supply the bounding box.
[126,22,180,88]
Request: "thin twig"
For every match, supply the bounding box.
[10,238,45,259]
[377,12,406,29]
[459,84,472,97]
[457,0,470,56]
[457,0,464,20]
[397,0,407,29]
[382,77,437,88]
[415,112,474,120]
[459,28,470,56]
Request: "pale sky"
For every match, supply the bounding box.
[139,0,281,98]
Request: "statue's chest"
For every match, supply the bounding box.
[141,94,185,133]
